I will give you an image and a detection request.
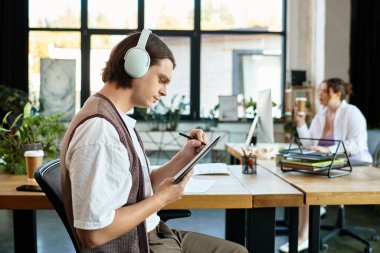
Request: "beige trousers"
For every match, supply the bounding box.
[148,222,248,253]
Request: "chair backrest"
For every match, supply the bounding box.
[367,130,380,157]
[34,159,80,252]
[367,129,380,166]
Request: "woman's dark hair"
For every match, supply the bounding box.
[323,77,353,102]
[101,31,176,88]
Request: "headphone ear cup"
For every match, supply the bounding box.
[124,47,150,78]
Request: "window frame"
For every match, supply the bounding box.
[28,0,287,120]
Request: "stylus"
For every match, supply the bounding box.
[179,132,207,145]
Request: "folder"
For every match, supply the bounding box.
[281,158,346,171]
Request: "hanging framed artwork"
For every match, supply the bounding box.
[40,59,76,122]
[218,95,238,121]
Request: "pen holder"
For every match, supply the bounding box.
[241,155,257,174]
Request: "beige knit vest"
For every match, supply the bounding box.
[60,93,149,253]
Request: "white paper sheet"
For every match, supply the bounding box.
[184,178,215,193]
[193,163,230,175]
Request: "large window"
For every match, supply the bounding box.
[28,0,285,119]
[200,34,283,118]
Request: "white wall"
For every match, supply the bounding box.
[287,0,351,87]
[324,0,351,82]
[286,0,313,82]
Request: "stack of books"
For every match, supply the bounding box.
[281,158,346,171]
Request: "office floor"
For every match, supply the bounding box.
[0,206,379,252]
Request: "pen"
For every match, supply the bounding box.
[242,148,249,158]
[179,132,207,145]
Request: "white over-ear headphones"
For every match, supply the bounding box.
[124,29,152,78]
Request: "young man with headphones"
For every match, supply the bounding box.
[60,29,248,253]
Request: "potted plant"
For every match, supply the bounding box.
[0,104,65,174]
[206,103,220,130]
[135,107,165,131]
[161,95,188,131]
[0,84,29,123]
[136,95,189,131]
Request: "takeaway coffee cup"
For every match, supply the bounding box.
[24,150,44,181]
[296,97,307,115]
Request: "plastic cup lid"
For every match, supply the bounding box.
[24,150,44,157]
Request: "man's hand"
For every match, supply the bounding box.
[154,169,194,207]
[182,129,208,156]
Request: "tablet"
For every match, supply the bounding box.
[16,184,43,192]
[174,136,221,184]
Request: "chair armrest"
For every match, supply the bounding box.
[157,210,191,222]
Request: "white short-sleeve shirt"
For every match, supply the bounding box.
[65,113,160,232]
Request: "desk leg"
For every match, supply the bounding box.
[225,209,246,246]
[308,205,320,253]
[288,207,299,253]
[13,210,37,253]
[230,155,239,165]
[246,207,276,253]
[276,207,290,235]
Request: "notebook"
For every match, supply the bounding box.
[280,148,335,161]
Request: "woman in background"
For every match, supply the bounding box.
[279,77,372,252]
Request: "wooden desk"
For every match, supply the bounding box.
[0,175,51,253]
[0,165,305,253]
[225,142,303,252]
[227,165,303,252]
[225,142,287,164]
[260,159,380,253]
[1,169,253,253]
[226,142,380,253]
[0,174,52,209]
[225,142,245,164]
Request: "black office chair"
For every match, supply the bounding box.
[158,209,191,222]
[34,159,191,252]
[34,159,80,252]
[320,205,379,253]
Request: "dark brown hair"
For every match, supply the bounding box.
[101,31,176,88]
[323,77,353,102]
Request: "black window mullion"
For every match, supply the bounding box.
[81,0,90,106]
[190,0,201,120]
[281,0,287,116]
[138,0,144,29]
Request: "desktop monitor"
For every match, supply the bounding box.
[257,89,274,143]
[245,115,259,147]
[244,89,274,145]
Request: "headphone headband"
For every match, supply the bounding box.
[136,29,152,49]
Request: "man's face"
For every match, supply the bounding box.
[130,58,173,108]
